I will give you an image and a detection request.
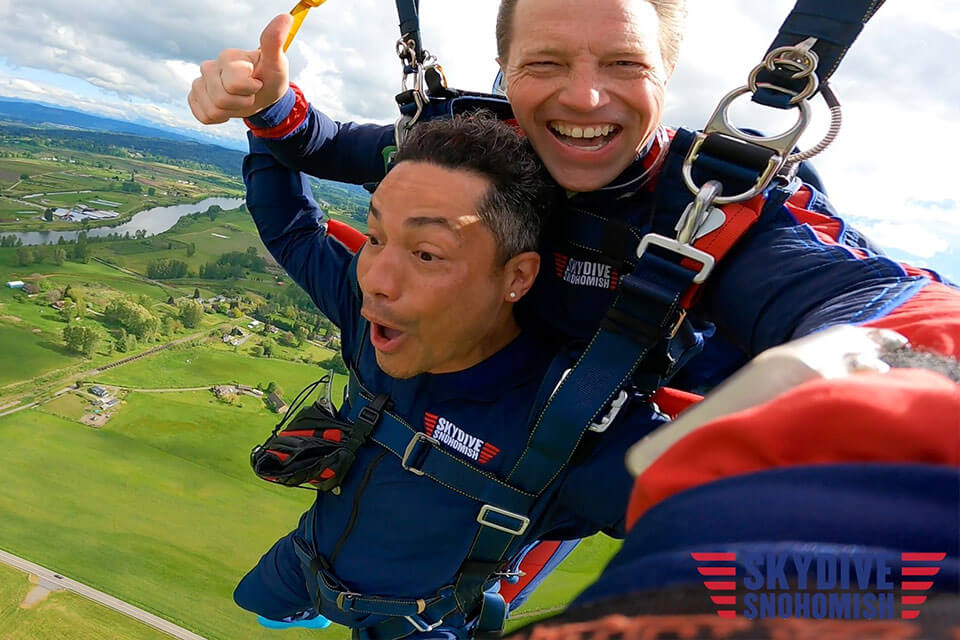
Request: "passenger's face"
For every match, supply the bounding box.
[501,0,667,192]
[357,161,515,379]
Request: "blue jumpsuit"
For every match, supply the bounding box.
[234,138,669,632]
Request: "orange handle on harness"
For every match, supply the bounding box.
[283,0,329,52]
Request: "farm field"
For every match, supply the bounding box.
[0,391,614,639]
[0,323,79,386]
[94,343,343,397]
[0,564,168,640]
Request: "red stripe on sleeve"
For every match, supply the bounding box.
[626,369,960,529]
[862,282,960,358]
[497,540,563,603]
[327,219,367,254]
[244,83,309,140]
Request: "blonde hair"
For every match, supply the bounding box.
[496,0,687,75]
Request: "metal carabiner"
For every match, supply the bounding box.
[676,180,722,245]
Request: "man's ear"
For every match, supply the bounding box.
[503,251,540,302]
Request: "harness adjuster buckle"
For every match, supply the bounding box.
[477,505,530,536]
[401,432,439,476]
[589,390,630,433]
[356,405,381,427]
[405,614,443,633]
[336,591,362,611]
[636,234,715,284]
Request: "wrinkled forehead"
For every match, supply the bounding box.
[507,0,661,60]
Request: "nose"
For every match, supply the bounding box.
[556,64,608,112]
[357,245,402,301]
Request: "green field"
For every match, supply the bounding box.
[94,344,342,397]
[0,564,168,640]
[0,323,80,386]
[0,390,613,639]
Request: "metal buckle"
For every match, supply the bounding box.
[477,505,530,536]
[636,234,715,284]
[336,591,362,611]
[405,614,443,633]
[589,390,629,433]
[676,181,723,245]
[356,405,381,427]
[401,432,439,476]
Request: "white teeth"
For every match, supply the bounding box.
[551,122,616,138]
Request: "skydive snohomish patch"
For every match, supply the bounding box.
[692,551,946,620]
[424,413,500,465]
[554,253,620,290]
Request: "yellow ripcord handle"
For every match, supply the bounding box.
[283,0,329,52]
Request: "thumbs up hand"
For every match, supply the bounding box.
[189,14,293,124]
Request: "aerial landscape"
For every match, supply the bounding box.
[0,103,612,640]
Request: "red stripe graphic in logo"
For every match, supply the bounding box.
[478,443,500,464]
[554,253,570,279]
[692,552,738,618]
[900,552,944,619]
[424,412,438,437]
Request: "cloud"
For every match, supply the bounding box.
[0,0,955,269]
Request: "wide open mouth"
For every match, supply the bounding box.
[548,121,622,151]
[369,321,406,353]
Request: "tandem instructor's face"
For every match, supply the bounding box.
[500,0,667,193]
[357,161,533,379]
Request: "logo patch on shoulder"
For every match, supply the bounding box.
[424,413,500,465]
[554,253,619,290]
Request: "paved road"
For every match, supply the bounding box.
[0,549,206,640]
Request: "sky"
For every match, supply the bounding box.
[0,0,957,276]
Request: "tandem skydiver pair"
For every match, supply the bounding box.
[189,0,960,637]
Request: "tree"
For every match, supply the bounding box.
[148,187,156,196]
[105,298,159,339]
[43,209,55,221]
[319,353,348,376]
[19,173,29,180]
[186,242,196,257]
[14,246,33,267]
[249,345,263,357]
[53,248,66,266]
[178,299,203,328]
[63,324,101,356]
[265,381,278,395]
[147,258,188,279]
[193,288,201,299]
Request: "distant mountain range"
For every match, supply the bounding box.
[0,98,245,151]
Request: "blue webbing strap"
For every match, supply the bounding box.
[753,0,886,108]
[396,0,423,63]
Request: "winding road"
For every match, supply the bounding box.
[0,549,206,639]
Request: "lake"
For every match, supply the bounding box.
[6,197,245,246]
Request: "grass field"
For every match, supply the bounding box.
[0,564,168,640]
[0,392,618,640]
[93,344,343,400]
[0,323,79,386]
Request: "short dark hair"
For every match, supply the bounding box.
[393,111,554,261]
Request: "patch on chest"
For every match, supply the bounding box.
[424,413,500,465]
[553,253,620,290]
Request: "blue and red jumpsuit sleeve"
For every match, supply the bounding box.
[703,187,960,359]
[243,131,365,334]
[245,83,394,185]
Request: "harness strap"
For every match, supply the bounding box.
[754,0,885,108]
[395,0,423,63]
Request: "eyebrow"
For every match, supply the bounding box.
[368,204,463,243]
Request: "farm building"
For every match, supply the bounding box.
[267,393,288,414]
[6,281,24,289]
[89,386,109,398]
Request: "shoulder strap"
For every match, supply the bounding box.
[754,0,885,108]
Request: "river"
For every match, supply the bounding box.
[5,197,245,246]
